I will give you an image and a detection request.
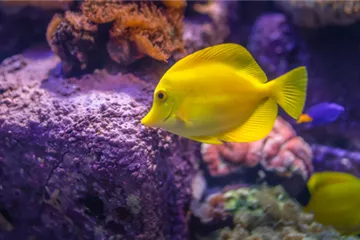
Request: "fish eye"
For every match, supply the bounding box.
[156,90,167,101]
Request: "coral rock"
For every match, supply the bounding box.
[247,13,302,79]
[276,0,360,28]
[312,144,360,177]
[201,117,313,180]
[0,48,199,240]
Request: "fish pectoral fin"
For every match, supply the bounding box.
[176,108,189,123]
[217,98,278,142]
[174,113,195,128]
[167,43,267,83]
[187,136,223,145]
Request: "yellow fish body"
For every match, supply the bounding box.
[303,171,360,235]
[141,43,308,144]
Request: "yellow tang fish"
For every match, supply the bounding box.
[300,171,360,235]
[141,43,308,144]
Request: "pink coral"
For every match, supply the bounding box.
[201,117,313,179]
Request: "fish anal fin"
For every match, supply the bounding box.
[187,136,223,145]
[217,98,278,142]
[168,43,267,83]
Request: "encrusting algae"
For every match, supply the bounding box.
[46,0,186,75]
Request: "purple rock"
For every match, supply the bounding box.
[312,144,360,177]
[0,5,57,62]
[0,47,200,240]
[247,12,360,150]
[247,13,305,80]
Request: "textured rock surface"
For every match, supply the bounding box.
[312,144,360,177]
[0,47,199,240]
[247,13,305,80]
[276,0,360,28]
[248,12,360,151]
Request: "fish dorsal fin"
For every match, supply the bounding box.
[167,43,268,83]
[216,97,278,142]
[307,171,360,195]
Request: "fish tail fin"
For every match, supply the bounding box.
[269,66,308,119]
[296,114,313,124]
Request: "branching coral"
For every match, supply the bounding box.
[201,117,313,180]
[191,185,360,240]
[276,0,360,28]
[46,0,185,76]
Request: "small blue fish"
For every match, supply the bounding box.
[296,102,344,127]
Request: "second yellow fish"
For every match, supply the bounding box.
[302,171,360,235]
[141,43,308,144]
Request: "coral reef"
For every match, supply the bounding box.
[201,117,313,181]
[46,0,186,76]
[312,144,360,178]
[0,47,199,240]
[190,185,358,240]
[276,0,360,28]
[247,12,360,151]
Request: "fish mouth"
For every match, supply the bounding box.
[141,100,173,126]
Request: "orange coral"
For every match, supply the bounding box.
[46,11,100,75]
[84,0,185,61]
[201,117,313,179]
[46,14,63,55]
[161,0,186,9]
[46,0,185,75]
[1,0,72,10]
